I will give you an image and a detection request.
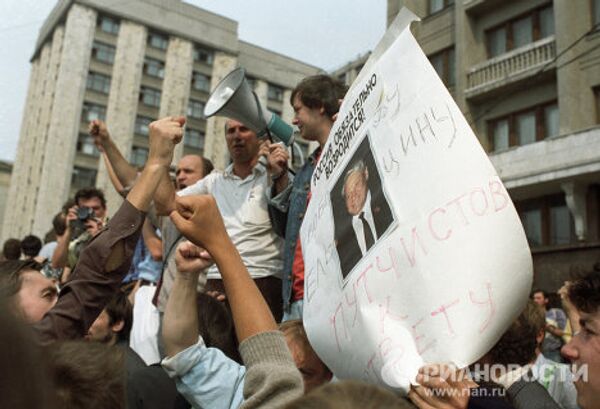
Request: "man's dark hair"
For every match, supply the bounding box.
[52,212,67,236]
[196,293,241,363]
[45,341,125,409]
[2,238,22,260]
[489,301,540,366]
[290,75,348,118]
[531,288,547,299]
[568,270,600,314]
[104,292,133,342]
[62,198,76,214]
[0,260,43,298]
[0,299,53,408]
[74,187,106,209]
[21,235,42,258]
[202,157,214,177]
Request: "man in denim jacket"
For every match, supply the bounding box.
[267,75,347,321]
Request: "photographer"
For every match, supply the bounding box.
[51,188,107,277]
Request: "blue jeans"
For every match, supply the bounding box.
[282,300,303,322]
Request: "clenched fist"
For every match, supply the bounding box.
[148,116,186,167]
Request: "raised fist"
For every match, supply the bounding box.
[148,116,186,167]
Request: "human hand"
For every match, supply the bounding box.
[89,119,110,151]
[84,217,103,237]
[206,290,226,302]
[65,206,78,225]
[558,282,575,312]
[265,141,289,178]
[408,364,476,409]
[175,240,213,279]
[169,195,229,256]
[148,116,185,167]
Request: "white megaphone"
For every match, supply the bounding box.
[204,67,295,146]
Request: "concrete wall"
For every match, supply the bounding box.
[33,4,97,237]
[96,21,147,215]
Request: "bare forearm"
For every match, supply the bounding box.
[154,171,177,215]
[142,219,163,261]
[212,241,277,343]
[126,163,165,212]
[162,273,200,357]
[51,233,71,269]
[102,138,138,188]
[273,173,290,195]
[102,152,126,196]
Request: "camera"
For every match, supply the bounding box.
[77,207,95,222]
[70,207,96,239]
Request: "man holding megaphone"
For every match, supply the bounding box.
[266,75,348,322]
[155,117,285,321]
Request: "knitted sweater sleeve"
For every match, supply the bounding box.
[239,331,303,409]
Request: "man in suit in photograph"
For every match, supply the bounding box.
[337,159,393,279]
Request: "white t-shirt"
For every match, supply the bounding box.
[178,164,283,280]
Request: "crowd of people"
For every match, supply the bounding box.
[0,74,599,409]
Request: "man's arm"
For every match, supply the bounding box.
[50,207,77,269]
[90,119,138,189]
[153,170,178,216]
[170,195,303,407]
[142,219,162,261]
[34,116,185,345]
[161,240,245,409]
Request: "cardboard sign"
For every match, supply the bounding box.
[300,8,533,393]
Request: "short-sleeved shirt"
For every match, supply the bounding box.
[177,164,284,281]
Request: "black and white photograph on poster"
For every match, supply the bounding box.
[331,132,395,282]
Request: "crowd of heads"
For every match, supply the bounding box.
[0,71,599,409]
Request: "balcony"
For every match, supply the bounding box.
[465,36,556,99]
[490,126,600,194]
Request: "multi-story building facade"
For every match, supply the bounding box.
[2,0,320,241]
[380,0,600,290]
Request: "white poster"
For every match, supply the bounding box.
[300,8,533,393]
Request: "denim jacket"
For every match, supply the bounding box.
[268,148,319,312]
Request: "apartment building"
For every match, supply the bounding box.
[381,0,600,289]
[2,0,320,241]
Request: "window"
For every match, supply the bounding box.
[72,167,97,189]
[517,195,574,247]
[193,45,214,65]
[429,47,455,87]
[594,0,600,28]
[82,102,106,122]
[148,32,168,50]
[429,0,454,14]
[98,16,119,35]
[77,133,99,157]
[140,87,161,107]
[488,101,558,152]
[130,146,149,167]
[187,99,205,119]
[135,116,153,136]
[91,41,115,64]
[143,57,164,79]
[487,5,554,57]
[192,72,211,92]
[268,84,284,102]
[86,72,111,94]
[185,128,205,149]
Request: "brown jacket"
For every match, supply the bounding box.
[34,200,144,345]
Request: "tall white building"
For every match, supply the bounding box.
[3,0,321,241]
